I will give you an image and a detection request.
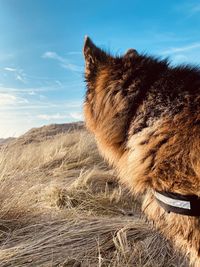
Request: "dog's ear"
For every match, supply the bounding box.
[124,48,138,59]
[83,36,109,76]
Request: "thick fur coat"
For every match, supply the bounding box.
[83,37,200,266]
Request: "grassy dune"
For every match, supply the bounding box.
[0,124,188,267]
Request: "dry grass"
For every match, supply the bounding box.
[0,125,188,266]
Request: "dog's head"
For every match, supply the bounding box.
[83,36,138,136]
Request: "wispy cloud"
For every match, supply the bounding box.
[0,93,28,106]
[55,80,63,87]
[69,112,83,120]
[67,51,82,55]
[4,67,17,72]
[63,101,83,109]
[0,91,82,111]
[190,3,200,14]
[28,91,36,96]
[42,51,83,72]
[0,109,42,138]
[0,86,61,94]
[42,51,63,61]
[172,54,188,63]
[16,74,25,83]
[4,67,27,83]
[160,43,200,55]
[37,111,83,121]
[37,113,69,121]
[0,104,57,111]
[0,53,14,62]
[175,2,200,17]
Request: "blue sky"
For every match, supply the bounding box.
[0,0,200,137]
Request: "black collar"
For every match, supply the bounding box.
[154,190,200,217]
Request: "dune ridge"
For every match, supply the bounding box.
[0,123,187,266]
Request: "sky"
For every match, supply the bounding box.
[0,0,200,137]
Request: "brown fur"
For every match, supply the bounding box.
[83,36,200,266]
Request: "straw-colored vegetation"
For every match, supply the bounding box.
[0,124,188,267]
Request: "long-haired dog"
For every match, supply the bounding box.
[83,36,200,266]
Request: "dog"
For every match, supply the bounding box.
[83,36,200,266]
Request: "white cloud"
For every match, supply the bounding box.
[0,83,83,137]
[0,93,28,106]
[0,110,42,138]
[55,80,63,87]
[4,67,17,72]
[63,101,83,109]
[67,51,82,55]
[0,53,14,62]
[0,105,83,138]
[69,112,83,120]
[61,63,83,72]
[0,104,55,111]
[39,94,47,100]
[0,100,82,111]
[37,113,69,121]
[172,54,188,63]
[3,67,26,83]
[174,2,200,17]
[42,51,63,61]
[183,2,200,16]
[37,111,83,122]
[15,74,25,83]
[42,51,83,72]
[190,3,200,14]
[161,43,200,55]
[28,91,36,95]
[0,86,59,94]
[0,94,16,105]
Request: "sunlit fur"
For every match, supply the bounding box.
[83,37,200,266]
